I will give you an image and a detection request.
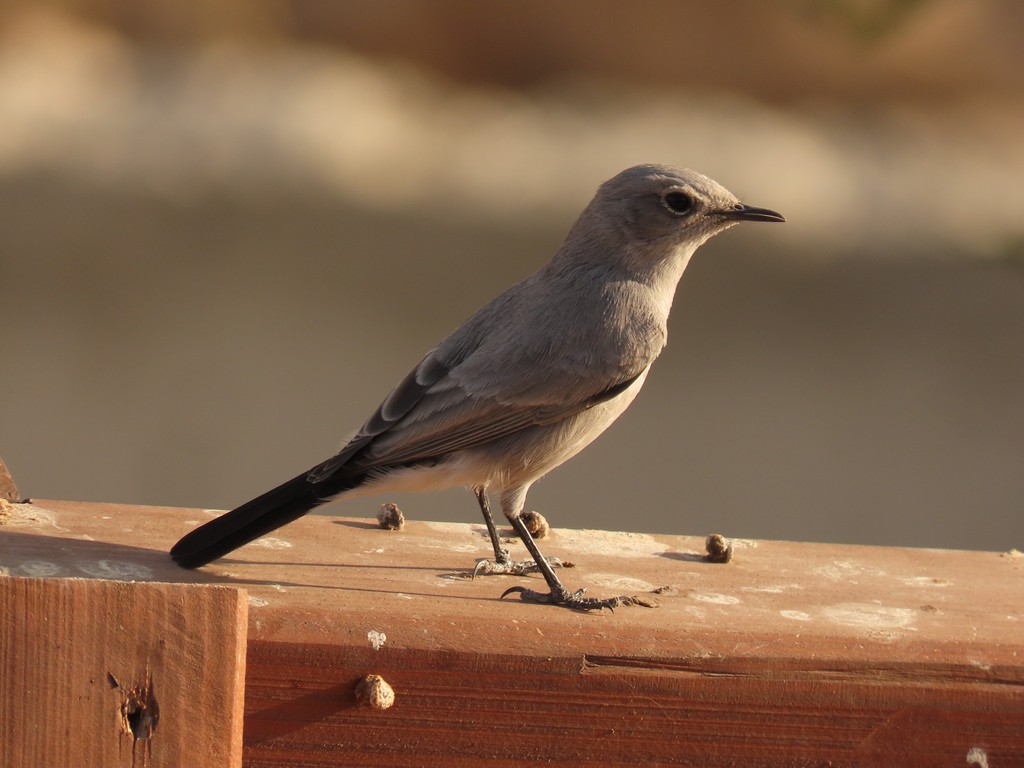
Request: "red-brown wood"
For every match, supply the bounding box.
[1,498,1021,766]
[0,573,247,768]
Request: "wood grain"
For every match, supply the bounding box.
[1,498,1022,766]
[0,574,247,768]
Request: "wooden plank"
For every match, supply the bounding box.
[0,574,247,768]
[1,498,1022,766]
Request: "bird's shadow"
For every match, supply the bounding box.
[0,529,514,602]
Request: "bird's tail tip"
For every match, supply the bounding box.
[169,534,218,569]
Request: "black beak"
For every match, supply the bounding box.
[722,204,786,223]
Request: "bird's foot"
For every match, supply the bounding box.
[472,556,572,579]
[500,585,659,611]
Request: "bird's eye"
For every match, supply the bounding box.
[663,191,694,215]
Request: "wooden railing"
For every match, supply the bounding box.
[2,497,1022,767]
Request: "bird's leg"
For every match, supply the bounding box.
[475,485,508,563]
[470,486,564,578]
[501,515,648,611]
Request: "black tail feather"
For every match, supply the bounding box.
[170,470,360,569]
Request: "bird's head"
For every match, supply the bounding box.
[592,163,784,251]
[552,163,784,297]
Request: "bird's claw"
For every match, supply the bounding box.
[500,585,657,611]
[471,556,570,579]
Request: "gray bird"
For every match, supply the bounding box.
[170,164,784,610]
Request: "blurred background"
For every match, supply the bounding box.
[1,0,1022,551]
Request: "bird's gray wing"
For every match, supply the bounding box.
[305,352,449,482]
[307,266,663,484]
[306,347,643,483]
